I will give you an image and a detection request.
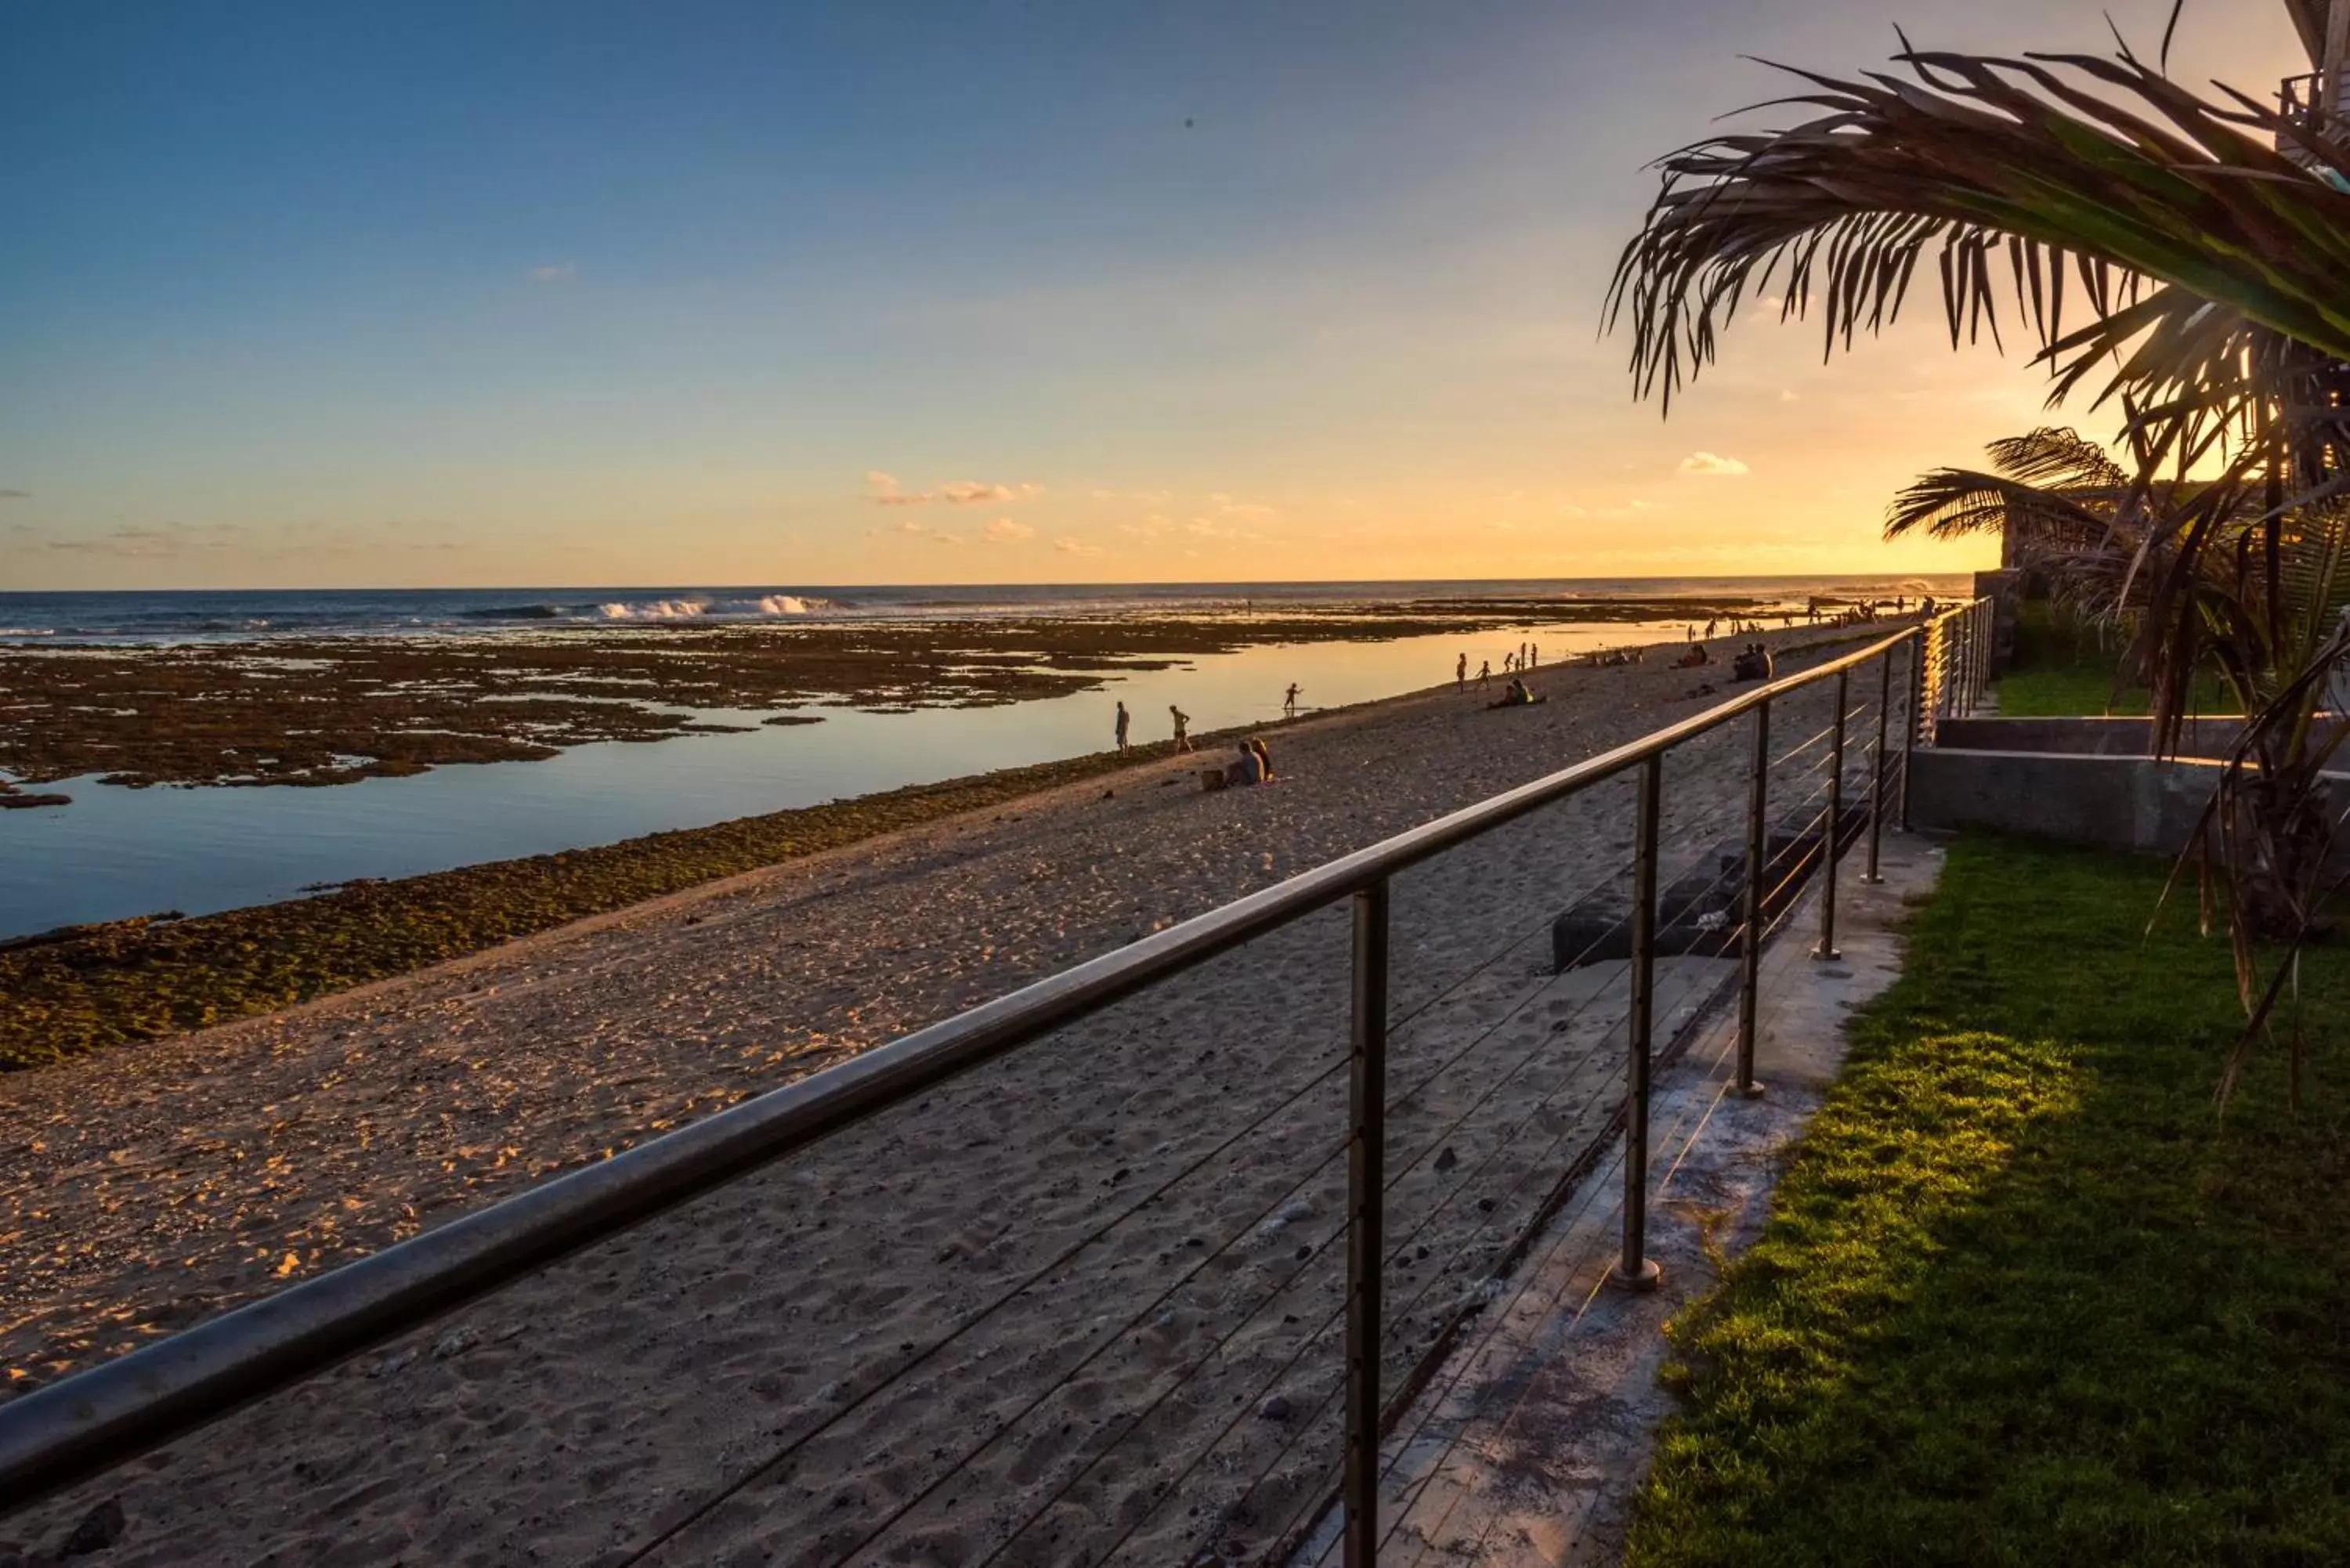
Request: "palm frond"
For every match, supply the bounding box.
[1606,46,2350,415]
[1882,465,2113,541]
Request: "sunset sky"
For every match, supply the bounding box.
[0,0,2308,591]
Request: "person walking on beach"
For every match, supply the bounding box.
[1478,659,1491,686]
[1114,701,1130,751]
[1455,652,1467,691]
[1530,642,1539,668]
[1283,682,1300,718]
[1170,705,1193,753]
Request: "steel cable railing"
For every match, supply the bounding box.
[1372,813,1890,1568]
[0,602,1991,1566]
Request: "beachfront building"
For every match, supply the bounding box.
[2281,0,2350,149]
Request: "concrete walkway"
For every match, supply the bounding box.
[1296,827,1946,1566]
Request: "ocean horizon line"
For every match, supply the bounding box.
[1,569,1974,599]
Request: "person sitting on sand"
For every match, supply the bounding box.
[1170,705,1193,753]
[1227,742,1262,787]
[1249,736,1275,782]
[1487,676,1547,710]
[1675,642,1709,670]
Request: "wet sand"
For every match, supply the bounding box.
[1,627,1882,1566]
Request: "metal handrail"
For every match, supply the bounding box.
[0,603,1982,1523]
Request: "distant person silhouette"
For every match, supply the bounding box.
[1114,701,1130,751]
[1455,652,1467,691]
[1478,659,1491,686]
[1170,705,1193,753]
[1283,682,1300,718]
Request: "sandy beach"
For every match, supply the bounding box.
[2,627,1883,1566]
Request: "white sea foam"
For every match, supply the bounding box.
[598,599,710,621]
[596,594,827,621]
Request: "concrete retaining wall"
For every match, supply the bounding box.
[1933,714,2246,759]
[1907,747,2223,855]
[1910,744,2350,862]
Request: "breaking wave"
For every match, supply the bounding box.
[595,594,830,622]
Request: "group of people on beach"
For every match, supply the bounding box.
[1684,594,1922,641]
[1454,641,1541,692]
[1113,681,1306,760]
[1113,701,1201,753]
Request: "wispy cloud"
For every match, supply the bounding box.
[869,477,1043,508]
[1205,492,1282,523]
[528,262,577,282]
[1561,499,1667,521]
[942,480,1041,505]
[1089,489,1119,502]
[0,490,29,500]
[1054,535,1103,556]
[1679,452,1750,477]
[1778,389,1800,403]
[43,522,246,558]
[983,517,1035,543]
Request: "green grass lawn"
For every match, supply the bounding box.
[1629,833,2350,1566]
[1994,605,2231,718]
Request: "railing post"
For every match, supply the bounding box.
[1976,600,1994,707]
[1736,699,1769,1100]
[1864,647,1891,884]
[1343,878,1390,1567]
[1950,609,1968,721]
[1813,670,1846,963]
[1900,628,1923,832]
[1614,756,1663,1291]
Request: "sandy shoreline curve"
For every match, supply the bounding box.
[2,623,1894,1566]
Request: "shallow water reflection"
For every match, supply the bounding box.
[0,620,1676,937]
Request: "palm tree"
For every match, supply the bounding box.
[1889,427,2350,1097]
[1606,35,2350,743]
[1884,426,2133,560]
[1606,33,2350,1088]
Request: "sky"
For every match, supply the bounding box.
[0,0,2312,591]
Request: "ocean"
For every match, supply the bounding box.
[0,575,1963,643]
[0,575,1970,937]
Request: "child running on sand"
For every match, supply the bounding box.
[1283,682,1300,718]
[1170,705,1192,753]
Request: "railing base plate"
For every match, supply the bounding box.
[1610,1258,1663,1293]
